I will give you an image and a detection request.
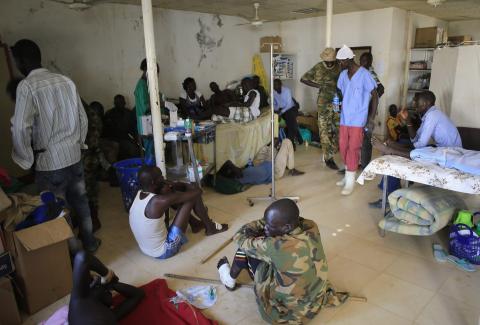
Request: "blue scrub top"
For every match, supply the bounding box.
[337,66,377,127]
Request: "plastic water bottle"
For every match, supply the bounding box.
[332,93,340,113]
[247,158,253,167]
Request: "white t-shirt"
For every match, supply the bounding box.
[180,90,202,101]
[245,89,261,117]
[129,191,167,257]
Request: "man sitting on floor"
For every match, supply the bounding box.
[68,251,144,325]
[217,138,304,186]
[370,91,462,207]
[129,166,228,259]
[217,199,338,324]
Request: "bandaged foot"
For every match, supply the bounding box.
[217,257,236,291]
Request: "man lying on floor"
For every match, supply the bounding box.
[129,165,228,259]
[217,138,304,186]
[68,251,145,325]
[217,199,345,324]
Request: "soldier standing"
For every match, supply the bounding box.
[82,101,104,232]
[301,48,341,170]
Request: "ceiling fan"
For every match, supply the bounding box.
[236,3,271,27]
[48,0,109,10]
[427,0,446,7]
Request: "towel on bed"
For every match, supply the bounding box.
[379,185,466,236]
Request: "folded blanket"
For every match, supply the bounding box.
[410,147,480,176]
[379,185,466,236]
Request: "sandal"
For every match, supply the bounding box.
[206,222,228,236]
[446,255,476,272]
[433,244,448,263]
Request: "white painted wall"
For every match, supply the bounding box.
[448,20,480,41]
[0,1,449,138]
[0,0,279,108]
[281,8,401,135]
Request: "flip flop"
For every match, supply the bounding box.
[206,222,228,236]
[433,244,448,263]
[446,255,476,272]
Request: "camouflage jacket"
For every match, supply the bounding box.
[233,218,328,325]
[301,62,341,109]
[85,105,103,152]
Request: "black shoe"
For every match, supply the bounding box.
[368,199,384,209]
[337,168,346,175]
[325,159,339,170]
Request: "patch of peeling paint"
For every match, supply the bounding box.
[196,16,224,67]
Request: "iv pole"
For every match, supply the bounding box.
[247,43,300,206]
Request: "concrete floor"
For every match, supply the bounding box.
[24,146,480,324]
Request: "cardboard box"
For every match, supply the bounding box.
[4,216,73,314]
[297,115,319,137]
[260,36,282,53]
[448,35,472,45]
[414,27,443,48]
[0,277,21,325]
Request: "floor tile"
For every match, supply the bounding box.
[338,239,397,272]
[327,256,380,295]
[385,253,454,291]
[363,274,435,320]
[440,269,480,309]
[328,301,412,325]
[415,294,479,325]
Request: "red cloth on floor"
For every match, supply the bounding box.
[113,279,218,325]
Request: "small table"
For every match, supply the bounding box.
[163,124,217,186]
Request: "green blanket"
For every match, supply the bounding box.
[379,185,466,236]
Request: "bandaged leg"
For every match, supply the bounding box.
[217,257,236,290]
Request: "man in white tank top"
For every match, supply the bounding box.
[129,165,228,259]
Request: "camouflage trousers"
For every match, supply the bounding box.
[317,105,340,160]
[82,151,100,207]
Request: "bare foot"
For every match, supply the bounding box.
[206,222,229,236]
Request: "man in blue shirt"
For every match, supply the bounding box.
[335,45,378,195]
[373,91,462,157]
[273,79,301,147]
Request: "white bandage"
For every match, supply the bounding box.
[218,263,236,289]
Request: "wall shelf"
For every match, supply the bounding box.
[411,48,435,51]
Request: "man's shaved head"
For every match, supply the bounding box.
[138,165,163,191]
[264,199,300,237]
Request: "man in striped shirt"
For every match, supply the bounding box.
[10,39,100,252]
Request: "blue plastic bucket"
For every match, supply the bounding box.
[113,158,145,211]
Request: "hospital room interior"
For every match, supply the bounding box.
[1,0,480,324]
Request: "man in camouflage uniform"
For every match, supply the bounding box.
[301,48,342,170]
[217,199,344,324]
[82,101,104,232]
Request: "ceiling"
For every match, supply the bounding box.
[65,0,480,21]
